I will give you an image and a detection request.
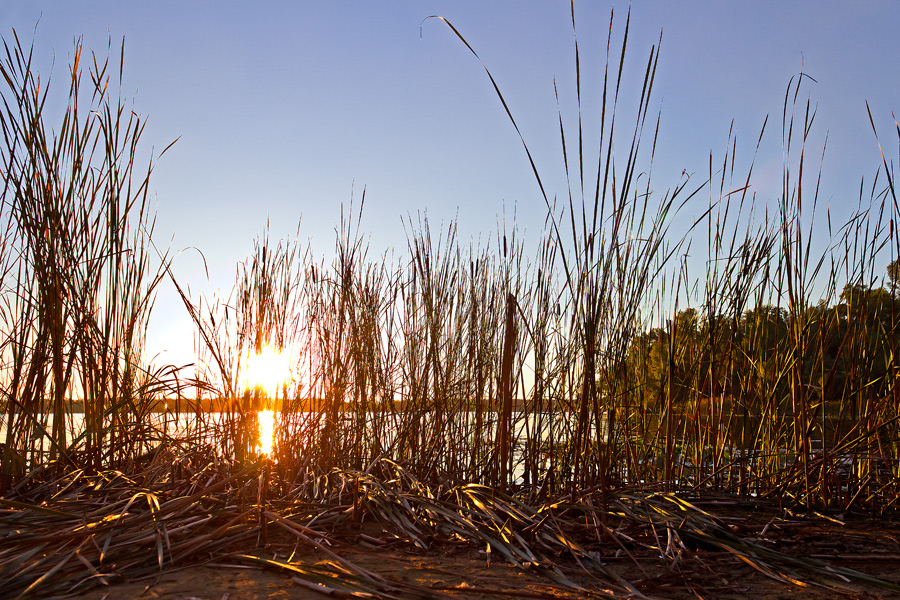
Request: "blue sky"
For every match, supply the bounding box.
[2,1,897,367]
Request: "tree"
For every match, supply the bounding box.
[888,259,900,294]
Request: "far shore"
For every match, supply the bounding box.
[61,397,532,413]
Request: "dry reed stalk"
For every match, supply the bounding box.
[0,33,174,486]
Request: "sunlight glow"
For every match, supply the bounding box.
[241,345,293,398]
[257,409,275,456]
[240,345,291,458]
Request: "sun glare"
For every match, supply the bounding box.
[241,345,293,398]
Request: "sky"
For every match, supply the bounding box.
[1,1,898,369]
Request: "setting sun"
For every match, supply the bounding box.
[240,345,293,398]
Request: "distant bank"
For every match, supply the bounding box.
[62,397,531,413]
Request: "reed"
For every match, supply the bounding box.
[0,34,172,487]
[168,5,900,511]
[0,4,896,508]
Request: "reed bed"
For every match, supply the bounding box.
[0,33,176,488]
[1,4,900,597]
[175,9,900,510]
[2,448,898,598]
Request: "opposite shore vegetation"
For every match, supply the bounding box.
[1,8,899,598]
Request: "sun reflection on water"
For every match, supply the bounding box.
[258,409,275,456]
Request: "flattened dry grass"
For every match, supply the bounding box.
[1,450,899,599]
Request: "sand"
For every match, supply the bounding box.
[69,535,900,600]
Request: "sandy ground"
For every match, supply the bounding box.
[69,540,900,600]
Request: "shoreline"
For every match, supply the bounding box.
[61,397,534,413]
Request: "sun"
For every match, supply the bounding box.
[240,345,293,399]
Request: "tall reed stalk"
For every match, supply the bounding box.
[0,34,170,487]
